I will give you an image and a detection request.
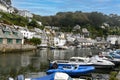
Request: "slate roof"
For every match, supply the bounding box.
[0,24,23,39]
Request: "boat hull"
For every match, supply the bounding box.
[47,66,95,77]
[50,62,114,69]
[92,64,114,69]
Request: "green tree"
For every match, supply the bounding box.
[29,37,41,46]
[28,19,40,28]
[88,12,107,27]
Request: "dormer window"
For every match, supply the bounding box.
[13,32,18,36]
[4,31,10,35]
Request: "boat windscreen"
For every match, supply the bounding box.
[57,60,69,63]
[70,59,76,61]
[78,59,84,62]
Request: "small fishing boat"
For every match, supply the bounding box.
[47,65,95,77]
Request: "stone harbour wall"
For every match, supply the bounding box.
[0,44,36,53]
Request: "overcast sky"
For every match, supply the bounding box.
[12,0,120,16]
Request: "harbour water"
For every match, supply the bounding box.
[0,48,113,79]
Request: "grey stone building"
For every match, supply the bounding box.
[0,24,24,45]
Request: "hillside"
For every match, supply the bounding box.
[0,11,43,29]
[33,11,120,38]
[0,10,120,38]
[38,11,120,28]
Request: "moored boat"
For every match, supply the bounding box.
[50,55,114,69]
[50,57,93,69]
[47,65,95,77]
[70,56,115,69]
[98,52,120,66]
[109,51,120,59]
[87,55,115,69]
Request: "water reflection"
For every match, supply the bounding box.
[0,48,103,79]
[21,54,30,67]
[0,52,36,79]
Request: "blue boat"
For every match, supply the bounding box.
[31,72,75,80]
[47,65,95,77]
[109,51,120,59]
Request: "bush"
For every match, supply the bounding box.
[29,37,41,45]
[109,71,118,80]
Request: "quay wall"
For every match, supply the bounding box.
[0,44,36,53]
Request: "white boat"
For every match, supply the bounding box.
[57,46,69,50]
[68,46,76,50]
[69,57,93,65]
[76,45,82,48]
[50,46,56,50]
[101,56,120,66]
[98,52,120,66]
[87,55,115,69]
[70,56,115,69]
[50,57,93,69]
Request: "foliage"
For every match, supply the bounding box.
[87,12,107,27]
[0,11,43,29]
[0,12,29,26]
[109,71,118,80]
[33,14,42,21]
[28,19,39,28]
[29,37,41,45]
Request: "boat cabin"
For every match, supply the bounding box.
[70,57,89,63]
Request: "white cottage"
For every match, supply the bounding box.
[0,3,7,12]
[17,10,33,18]
[107,35,118,44]
[54,32,66,47]
[18,28,35,39]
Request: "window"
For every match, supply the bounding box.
[4,31,10,35]
[78,59,84,62]
[70,59,76,61]
[16,39,21,44]
[13,32,18,36]
[0,38,3,44]
[7,39,13,44]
